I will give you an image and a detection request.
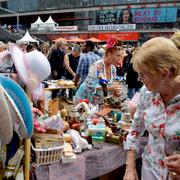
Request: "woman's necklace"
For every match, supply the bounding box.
[104,61,111,80]
[105,68,111,80]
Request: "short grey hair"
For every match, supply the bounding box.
[72,45,81,52]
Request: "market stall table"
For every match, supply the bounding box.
[45,85,76,91]
[42,82,77,113]
[33,142,127,180]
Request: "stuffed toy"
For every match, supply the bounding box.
[66,129,92,153]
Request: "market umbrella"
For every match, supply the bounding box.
[68,37,84,43]
[87,37,102,43]
[52,37,67,42]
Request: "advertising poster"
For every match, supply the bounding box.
[96,7,177,24]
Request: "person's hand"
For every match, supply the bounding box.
[127,93,140,117]
[53,70,58,78]
[10,73,18,82]
[110,83,122,97]
[169,173,180,180]
[123,165,139,180]
[165,154,180,180]
[72,72,76,78]
[72,73,76,81]
[74,81,80,87]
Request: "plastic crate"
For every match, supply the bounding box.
[31,142,66,166]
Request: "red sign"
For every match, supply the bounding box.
[98,32,139,41]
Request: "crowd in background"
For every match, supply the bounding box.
[0,39,142,100]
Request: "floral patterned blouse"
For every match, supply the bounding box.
[75,59,116,105]
[124,86,180,180]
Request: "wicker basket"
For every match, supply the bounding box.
[31,142,66,166]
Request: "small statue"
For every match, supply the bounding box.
[60,108,68,121]
[66,129,92,153]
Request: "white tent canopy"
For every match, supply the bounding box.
[32,16,44,24]
[16,30,38,44]
[44,15,58,30]
[31,16,45,30]
[44,15,58,25]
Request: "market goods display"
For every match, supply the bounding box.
[57,80,75,87]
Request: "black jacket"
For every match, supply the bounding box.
[126,63,143,89]
[49,48,65,79]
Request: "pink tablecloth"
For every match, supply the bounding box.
[34,142,127,180]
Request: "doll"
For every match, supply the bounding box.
[66,129,92,153]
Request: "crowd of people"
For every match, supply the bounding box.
[0,32,179,180]
[0,37,141,101]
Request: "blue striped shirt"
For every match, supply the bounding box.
[76,52,101,84]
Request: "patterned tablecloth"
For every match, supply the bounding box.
[34,142,127,180]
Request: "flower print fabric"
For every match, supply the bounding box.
[124,86,180,180]
[75,59,116,105]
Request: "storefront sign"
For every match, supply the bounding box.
[98,32,139,41]
[55,26,78,31]
[88,24,136,31]
[96,7,177,24]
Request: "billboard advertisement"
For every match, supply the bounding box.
[96,10,117,24]
[131,7,177,23]
[96,7,177,24]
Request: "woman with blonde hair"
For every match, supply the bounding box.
[41,43,50,57]
[171,31,180,50]
[123,37,180,180]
